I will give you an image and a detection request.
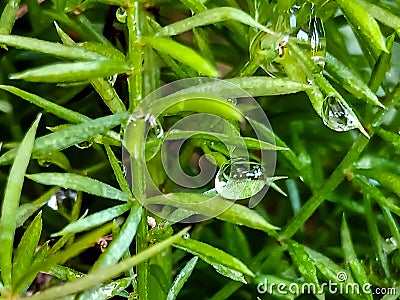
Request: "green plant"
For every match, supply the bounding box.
[0,0,400,299]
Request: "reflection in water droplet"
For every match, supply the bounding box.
[75,141,93,149]
[215,158,265,200]
[116,7,127,23]
[226,98,237,106]
[107,74,118,86]
[322,96,357,132]
[308,16,326,68]
[183,233,190,239]
[47,188,77,211]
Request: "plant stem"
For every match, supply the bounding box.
[127,2,143,112]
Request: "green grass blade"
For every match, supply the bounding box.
[52,203,132,236]
[26,173,131,201]
[0,112,129,165]
[325,53,384,108]
[0,114,40,286]
[144,36,218,77]
[166,129,287,150]
[0,85,90,123]
[12,212,43,292]
[16,187,59,228]
[91,204,142,270]
[336,0,388,57]
[0,0,21,35]
[105,145,131,194]
[174,238,253,283]
[144,193,279,233]
[0,35,108,60]
[341,215,373,300]
[166,256,198,300]
[10,60,131,83]
[14,223,114,293]
[156,7,270,37]
[19,228,189,300]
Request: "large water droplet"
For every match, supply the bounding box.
[383,237,398,255]
[322,96,357,132]
[295,7,326,68]
[116,7,127,23]
[215,158,265,200]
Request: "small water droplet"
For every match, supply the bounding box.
[215,158,265,200]
[322,96,357,132]
[47,188,77,211]
[116,7,127,23]
[107,74,118,86]
[75,140,93,149]
[383,237,398,254]
[38,159,51,167]
[183,233,190,239]
[226,98,237,106]
[308,16,326,68]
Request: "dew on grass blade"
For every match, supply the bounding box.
[116,7,127,23]
[215,158,265,200]
[383,237,398,255]
[47,188,77,211]
[322,96,357,132]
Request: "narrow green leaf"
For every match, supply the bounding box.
[0,112,129,165]
[15,223,113,293]
[16,187,59,228]
[0,114,40,286]
[0,0,21,35]
[166,256,198,300]
[174,238,253,282]
[358,0,400,36]
[19,228,189,300]
[143,36,218,77]
[0,34,108,60]
[341,215,373,300]
[166,129,287,150]
[222,223,251,263]
[12,212,43,291]
[286,240,322,297]
[359,170,400,198]
[10,60,131,83]
[227,77,312,96]
[77,277,132,300]
[336,0,388,57]
[364,194,391,279]
[49,265,84,281]
[36,151,72,171]
[149,94,244,122]
[0,85,90,123]
[26,173,131,201]
[79,42,126,62]
[91,204,142,270]
[52,203,132,236]
[144,193,280,233]
[376,128,400,152]
[156,7,270,37]
[105,145,131,194]
[325,53,384,108]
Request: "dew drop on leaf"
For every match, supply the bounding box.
[38,159,51,167]
[75,140,93,149]
[215,158,265,200]
[322,96,357,132]
[226,97,237,106]
[116,7,127,23]
[183,233,190,239]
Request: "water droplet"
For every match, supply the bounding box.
[75,140,93,149]
[47,188,77,211]
[116,7,127,23]
[107,74,117,86]
[38,159,51,167]
[290,6,326,68]
[226,98,237,106]
[322,96,357,132]
[383,237,398,254]
[215,158,265,200]
[183,233,190,239]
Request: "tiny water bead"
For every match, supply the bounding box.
[116,7,127,23]
[75,140,93,149]
[322,96,357,132]
[215,159,265,200]
[226,97,237,106]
